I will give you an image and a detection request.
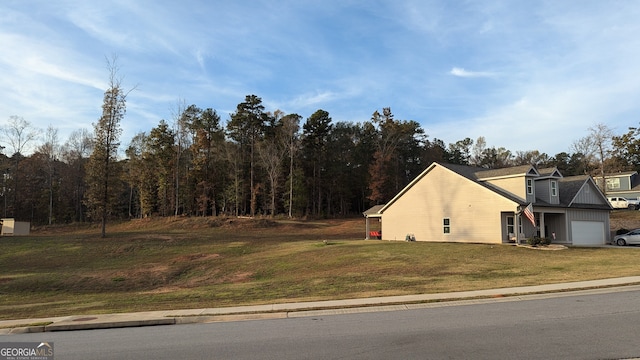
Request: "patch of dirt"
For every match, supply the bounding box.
[227,272,253,283]
[172,253,221,264]
[220,218,278,229]
[518,244,568,251]
[610,211,640,233]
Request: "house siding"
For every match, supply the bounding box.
[381,165,517,244]
[542,212,566,242]
[574,182,608,205]
[599,175,632,191]
[483,177,527,201]
[535,180,551,204]
[618,176,632,191]
[535,179,560,205]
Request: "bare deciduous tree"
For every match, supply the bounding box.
[1,115,40,216]
[589,123,614,194]
[85,55,134,237]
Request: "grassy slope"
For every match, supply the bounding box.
[0,214,639,320]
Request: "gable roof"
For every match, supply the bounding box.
[558,175,611,210]
[379,162,523,213]
[537,167,563,178]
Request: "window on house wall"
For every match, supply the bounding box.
[443,218,450,234]
[518,216,523,235]
[527,178,533,195]
[606,178,620,190]
[551,180,558,197]
[507,216,515,235]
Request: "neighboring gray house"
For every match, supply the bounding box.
[364,162,612,245]
[594,171,640,201]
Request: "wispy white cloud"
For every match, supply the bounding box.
[449,67,496,78]
[2,0,640,157]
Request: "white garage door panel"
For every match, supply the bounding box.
[571,221,605,245]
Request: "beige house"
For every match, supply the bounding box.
[364,162,612,246]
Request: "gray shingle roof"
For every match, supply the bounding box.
[363,204,385,217]
[537,167,562,177]
[438,162,609,210]
[558,175,589,206]
[474,165,534,179]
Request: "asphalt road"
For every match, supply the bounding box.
[6,287,640,359]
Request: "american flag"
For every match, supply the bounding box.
[523,203,535,226]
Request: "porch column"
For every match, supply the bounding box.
[514,212,519,243]
[365,216,370,240]
[539,211,545,239]
[516,212,520,243]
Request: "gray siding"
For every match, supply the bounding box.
[597,175,633,191]
[620,176,632,191]
[573,181,608,205]
[535,179,560,205]
[535,180,549,203]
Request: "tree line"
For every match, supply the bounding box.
[3,83,640,227]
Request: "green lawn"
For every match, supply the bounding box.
[0,216,638,320]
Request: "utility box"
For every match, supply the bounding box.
[1,218,31,236]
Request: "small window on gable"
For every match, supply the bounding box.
[526,178,533,195]
[551,180,558,197]
[443,218,450,234]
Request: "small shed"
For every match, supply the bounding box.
[1,218,31,236]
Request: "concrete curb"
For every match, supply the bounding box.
[2,276,640,334]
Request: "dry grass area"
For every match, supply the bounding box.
[1,213,639,320]
[609,210,640,233]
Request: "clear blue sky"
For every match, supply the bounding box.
[2,1,640,156]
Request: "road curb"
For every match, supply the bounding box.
[3,276,640,334]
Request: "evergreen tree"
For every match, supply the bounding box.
[301,109,332,216]
[227,95,267,216]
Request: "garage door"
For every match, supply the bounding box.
[571,221,605,246]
